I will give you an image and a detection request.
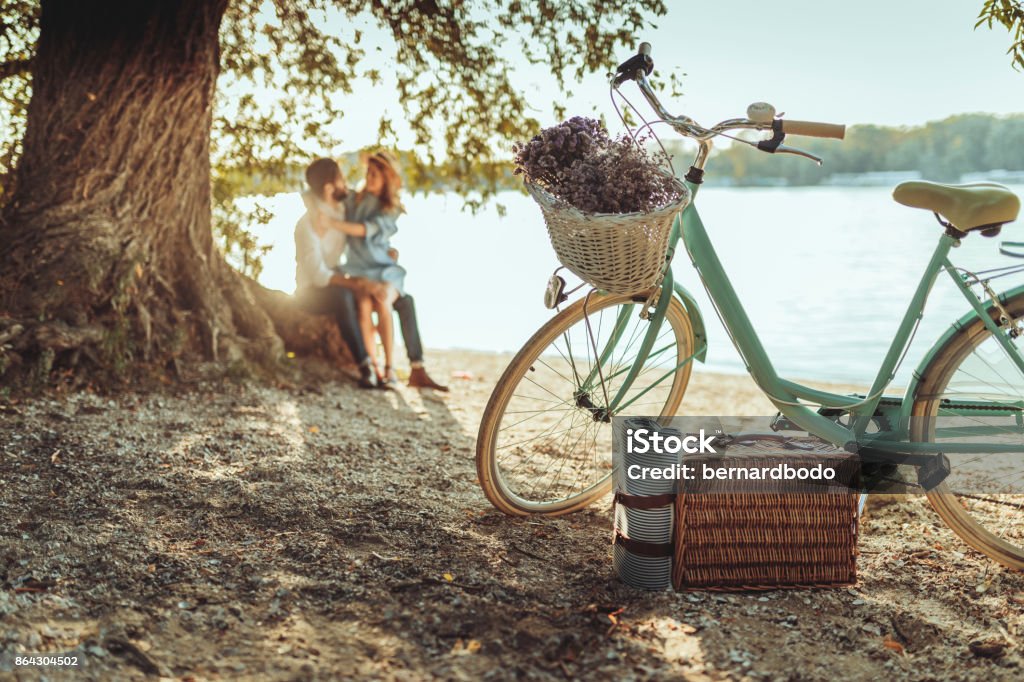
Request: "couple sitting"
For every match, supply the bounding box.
[294,152,447,391]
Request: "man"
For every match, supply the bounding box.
[294,157,378,388]
[295,158,448,391]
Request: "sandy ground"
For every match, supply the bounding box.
[1,349,1023,681]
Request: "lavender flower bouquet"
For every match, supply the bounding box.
[513,117,680,215]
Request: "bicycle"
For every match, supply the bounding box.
[475,43,1024,570]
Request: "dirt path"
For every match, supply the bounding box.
[1,351,1022,680]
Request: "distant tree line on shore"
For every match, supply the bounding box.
[232,113,1024,203]
[665,113,1024,186]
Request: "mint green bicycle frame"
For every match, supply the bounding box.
[584,178,1024,461]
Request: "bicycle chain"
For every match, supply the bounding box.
[863,476,1024,510]
[934,401,1024,412]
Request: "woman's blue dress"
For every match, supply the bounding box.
[341,192,407,295]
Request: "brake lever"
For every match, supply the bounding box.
[775,144,823,165]
[613,42,653,86]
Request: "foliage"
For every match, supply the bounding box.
[0,0,666,275]
[685,114,1024,186]
[978,0,1024,70]
[513,116,678,213]
[0,0,37,200]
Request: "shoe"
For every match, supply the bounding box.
[370,361,393,390]
[357,364,377,389]
[408,367,449,391]
[375,366,399,390]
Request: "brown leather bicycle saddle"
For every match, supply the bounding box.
[892,181,1020,235]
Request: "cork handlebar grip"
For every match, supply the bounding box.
[780,120,846,139]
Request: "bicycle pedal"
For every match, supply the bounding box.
[916,453,951,491]
[544,274,568,309]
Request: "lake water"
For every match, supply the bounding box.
[250,184,1024,385]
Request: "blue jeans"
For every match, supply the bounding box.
[296,285,368,364]
[393,294,424,364]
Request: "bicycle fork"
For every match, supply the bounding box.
[572,265,707,421]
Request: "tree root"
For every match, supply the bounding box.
[0,277,354,389]
[248,281,353,367]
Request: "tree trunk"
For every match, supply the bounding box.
[0,0,293,386]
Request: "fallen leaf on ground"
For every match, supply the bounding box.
[969,639,1007,658]
[882,636,904,654]
[450,638,481,655]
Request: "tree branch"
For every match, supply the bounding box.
[0,58,33,81]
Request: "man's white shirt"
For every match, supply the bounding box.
[294,190,347,290]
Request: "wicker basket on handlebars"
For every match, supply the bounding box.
[526,175,691,295]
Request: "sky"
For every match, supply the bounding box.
[634,0,1024,127]
[324,0,1024,154]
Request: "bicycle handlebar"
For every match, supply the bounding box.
[612,43,846,159]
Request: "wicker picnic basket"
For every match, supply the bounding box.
[525,175,690,295]
[672,435,861,591]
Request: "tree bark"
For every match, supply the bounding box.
[0,0,295,385]
[0,58,33,81]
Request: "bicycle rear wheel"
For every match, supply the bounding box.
[476,290,694,516]
[911,291,1024,570]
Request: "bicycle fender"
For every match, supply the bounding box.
[672,281,708,363]
[900,281,1024,419]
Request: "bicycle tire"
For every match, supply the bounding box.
[476,290,694,516]
[911,290,1024,570]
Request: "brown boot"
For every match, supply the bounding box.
[408,366,449,391]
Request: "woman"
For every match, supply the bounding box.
[343,151,448,391]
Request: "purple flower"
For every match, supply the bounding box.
[513,117,679,214]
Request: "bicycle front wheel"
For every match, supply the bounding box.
[476,290,694,516]
[911,290,1024,570]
